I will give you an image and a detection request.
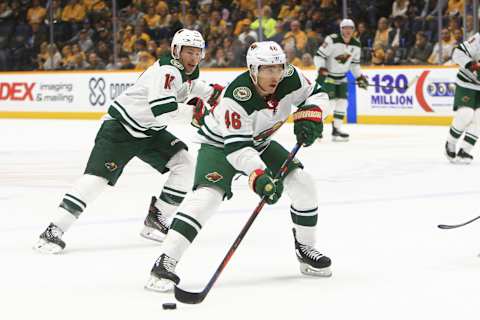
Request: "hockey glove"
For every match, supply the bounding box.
[249,169,284,205]
[467,61,480,72]
[356,75,369,90]
[293,105,323,147]
[207,83,224,107]
[316,67,329,85]
[187,97,209,128]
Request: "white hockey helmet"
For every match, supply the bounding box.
[340,18,355,29]
[171,28,206,59]
[246,41,287,83]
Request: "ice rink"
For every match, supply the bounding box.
[2,119,480,320]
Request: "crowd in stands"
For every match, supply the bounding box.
[0,0,476,71]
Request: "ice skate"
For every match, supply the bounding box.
[332,126,349,142]
[445,141,456,163]
[140,196,170,242]
[293,229,332,277]
[145,254,180,292]
[34,223,66,254]
[457,148,473,164]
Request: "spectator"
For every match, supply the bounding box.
[95,40,111,62]
[143,5,160,35]
[268,22,285,45]
[61,44,75,67]
[135,50,155,70]
[406,31,432,64]
[354,21,374,48]
[78,28,93,52]
[250,5,277,39]
[26,0,46,26]
[122,24,135,53]
[428,28,455,64]
[452,28,463,44]
[238,20,258,44]
[119,53,135,69]
[285,46,302,67]
[301,52,314,68]
[68,53,90,69]
[388,15,412,51]
[373,17,390,49]
[391,0,409,18]
[61,0,86,24]
[283,20,308,52]
[199,47,216,68]
[464,15,475,39]
[211,48,229,67]
[43,44,62,70]
[384,47,397,65]
[446,0,464,16]
[87,52,105,70]
[371,43,385,65]
[168,8,183,37]
[132,23,151,45]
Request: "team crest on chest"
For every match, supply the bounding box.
[233,87,252,101]
[205,172,224,182]
[170,59,184,70]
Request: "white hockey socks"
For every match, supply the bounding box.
[333,99,348,129]
[284,169,318,246]
[458,109,480,154]
[155,150,195,218]
[447,107,474,145]
[54,174,108,232]
[162,186,223,261]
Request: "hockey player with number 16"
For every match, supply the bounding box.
[145,41,332,292]
[34,29,223,253]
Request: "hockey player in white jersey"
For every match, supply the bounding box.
[34,29,223,253]
[445,33,480,164]
[145,41,332,292]
[314,18,368,141]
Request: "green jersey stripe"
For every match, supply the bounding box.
[149,96,176,105]
[151,102,178,117]
[224,140,253,155]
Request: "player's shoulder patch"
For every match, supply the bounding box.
[170,59,184,70]
[285,64,295,77]
[232,86,252,101]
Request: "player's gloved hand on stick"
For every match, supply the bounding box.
[316,67,328,85]
[249,169,284,204]
[356,74,369,90]
[207,83,224,107]
[187,97,209,128]
[293,105,323,147]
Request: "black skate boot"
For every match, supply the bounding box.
[292,228,332,277]
[457,148,473,164]
[145,254,180,292]
[332,126,349,142]
[445,142,456,163]
[140,196,170,242]
[34,223,66,254]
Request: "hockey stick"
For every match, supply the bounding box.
[174,143,302,304]
[437,215,480,229]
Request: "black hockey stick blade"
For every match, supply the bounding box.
[174,286,206,304]
[437,215,480,229]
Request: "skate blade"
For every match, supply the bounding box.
[140,226,167,243]
[33,239,63,254]
[300,264,332,277]
[144,275,174,292]
[332,136,349,142]
[456,158,472,165]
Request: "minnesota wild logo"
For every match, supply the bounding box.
[105,161,118,172]
[205,172,223,182]
[334,53,351,64]
[254,121,286,141]
[170,59,184,70]
[285,64,295,77]
[233,87,252,101]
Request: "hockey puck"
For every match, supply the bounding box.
[162,303,177,310]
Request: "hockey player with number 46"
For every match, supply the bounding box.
[444,33,480,164]
[314,18,368,141]
[34,29,223,253]
[145,41,332,292]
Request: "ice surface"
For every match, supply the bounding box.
[1,119,480,320]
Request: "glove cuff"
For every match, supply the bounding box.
[293,106,323,123]
[248,169,265,192]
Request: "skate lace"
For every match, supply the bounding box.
[156,212,168,226]
[299,243,323,261]
[161,255,177,272]
[46,225,63,239]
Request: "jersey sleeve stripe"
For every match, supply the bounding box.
[151,102,178,116]
[112,101,148,131]
[203,122,224,139]
[149,96,176,105]
[199,128,224,144]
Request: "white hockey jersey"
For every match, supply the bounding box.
[314,33,362,83]
[197,65,329,176]
[106,56,214,138]
[452,32,480,90]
